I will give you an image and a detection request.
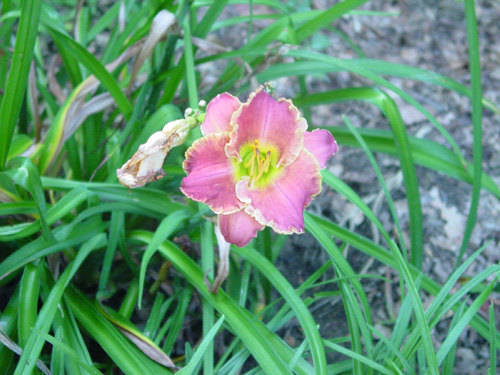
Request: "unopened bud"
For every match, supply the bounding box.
[263,81,277,94]
[184,107,193,118]
[198,100,207,108]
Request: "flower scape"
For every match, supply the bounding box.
[181,86,338,247]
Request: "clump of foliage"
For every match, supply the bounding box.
[0,1,498,375]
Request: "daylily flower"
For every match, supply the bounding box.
[181,86,337,247]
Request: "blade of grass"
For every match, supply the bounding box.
[33,328,102,375]
[50,327,64,375]
[41,178,188,215]
[0,0,42,170]
[86,1,120,43]
[182,9,198,108]
[97,210,125,297]
[297,88,423,267]
[119,278,139,320]
[368,324,415,375]
[434,277,498,366]
[0,289,19,371]
[163,287,193,355]
[201,220,215,375]
[285,50,466,164]
[130,231,307,375]
[176,315,225,375]
[1,157,56,242]
[45,27,133,118]
[157,0,229,106]
[138,209,191,307]
[0,186,93,241]
[489,303,497,375]
[64,287,173,375]
[323,340,392,375]
[14,233,106,375]
[0,219,107,280]
[18,261,42,346]
[324,126,500,200]
[233,245,328,375]
[51,301,94,375]
[304,216,374,374]
[311,214,500,348]
[342,114,411,262]
[258,61,498,114]
[388,240,439,374]
[295,0,370,41]
[441,301,466,374]
[456,0,483,267]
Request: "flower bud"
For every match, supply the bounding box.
[117,118,190,189]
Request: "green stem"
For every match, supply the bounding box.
[119,278,139,320]
[201,220,214,375]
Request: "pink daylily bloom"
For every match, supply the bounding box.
[181,87,337,247]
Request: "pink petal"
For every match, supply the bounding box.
[235,149,322,234]
[303,129,338,169]
[181,132,244,214]
[218,210,265,247]
[225,88,307,167]
[201,93,241,136]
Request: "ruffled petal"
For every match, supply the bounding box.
[201,93,241,136]
[226,88,307,167]
[235,148,322,234]
[181,132,244,214]
[303,129,338,169]
[218,210,265,247]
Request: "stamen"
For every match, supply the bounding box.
[244,140,275,186]
[264,150,272,173]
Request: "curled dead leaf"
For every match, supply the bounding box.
[0,327,53,375]
[118,327,179,372]
[128,10,176,95]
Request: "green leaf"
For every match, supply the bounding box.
[0,186,93,241]
[0,219,107,280]
[388,240,439,374]
[233,245,328,375]
[325,126,500,200]
[129,230,307,375]
[323,340,393,375]
[456,0,483,266]
[18,262,42,347]
[328,88,423,268]
[138,209,191,307]
[1,157,55,242]
[0,0,42,169]
[489,303,497,375]
[33,328,103,375]
[45,27,133,118]
[177,315,225,375]
[295,0,370,41]
[258,61,498,114]
[14,233,106,375]
[64,286,173,375]
[286,49,465,166]
[97,303,177,370]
